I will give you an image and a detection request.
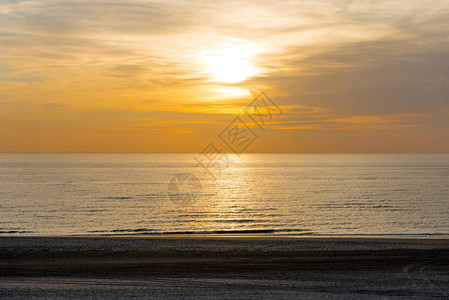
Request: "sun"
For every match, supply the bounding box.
[207,56,256,83]
[201,46,258,84]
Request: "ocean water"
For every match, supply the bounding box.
[0,153,448,237]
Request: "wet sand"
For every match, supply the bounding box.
[1,236,449,299]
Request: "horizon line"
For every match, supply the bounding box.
[1,152,449,154]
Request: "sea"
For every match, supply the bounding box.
[0,153,448,237]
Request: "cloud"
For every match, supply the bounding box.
[1,0,449,151]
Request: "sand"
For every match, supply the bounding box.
[1,236,449,299]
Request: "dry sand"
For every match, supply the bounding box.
[1,236,449,299]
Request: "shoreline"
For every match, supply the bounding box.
[0,233,449,243]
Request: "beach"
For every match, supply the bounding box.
[1,236,448,298]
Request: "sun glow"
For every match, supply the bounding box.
[201,46,258,83]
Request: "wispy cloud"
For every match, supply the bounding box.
[1,0,449,151]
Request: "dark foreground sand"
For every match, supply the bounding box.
[1,236,449,299]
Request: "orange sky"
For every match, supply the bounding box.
[1,0,449,152]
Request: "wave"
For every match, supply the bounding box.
[86,228,314,236]
[89,228,156,233]
[0,230,33,234]
[81,228,449,237]
[304,233,449,237]
[1,229,449,237]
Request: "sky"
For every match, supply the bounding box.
[1,0,449,152]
